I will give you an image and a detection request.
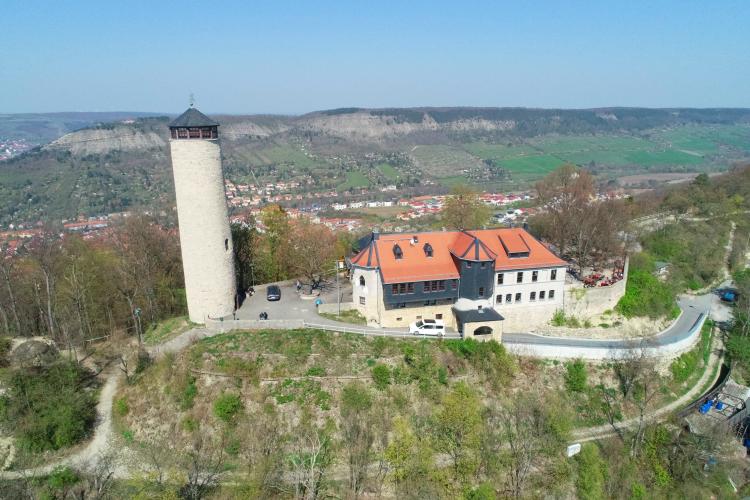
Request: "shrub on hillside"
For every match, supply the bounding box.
[213,393,243,423]
[442,339,516,387]
[616,254,678,319]
[670,350,699,384]
[565,359,588,393]
[0,361,98,452]
[0,337,11,367]
[371,364,391,390]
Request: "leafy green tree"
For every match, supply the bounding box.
[575,444,607,500]
[433,382,484,482]
[442,185,491,230]
[384,416,438,498]
[258,204,292,282]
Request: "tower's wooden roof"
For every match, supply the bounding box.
[169,107,219,128]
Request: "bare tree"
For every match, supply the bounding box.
[288,219,338,285]
[77,449,119,500]
[238,408,286,496]
[0,247,22,335]
[27,233,63,339]
[288,426,333,500]
[492,392,570,499]
[534,165,629,271]
[180,434,228,500]
[630,360,660,457]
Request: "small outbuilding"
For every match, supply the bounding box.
[453,307,504,342]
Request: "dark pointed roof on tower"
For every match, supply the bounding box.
[169,107,219,128]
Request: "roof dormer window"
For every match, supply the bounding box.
[423,243,433,258]
[393,244,403,259]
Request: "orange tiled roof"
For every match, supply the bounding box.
[352,228,565,283]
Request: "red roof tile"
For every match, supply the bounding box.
[353,228,565,283]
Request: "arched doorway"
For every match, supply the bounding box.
[474,326,492,336]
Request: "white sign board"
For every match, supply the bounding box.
[566,443,581,458]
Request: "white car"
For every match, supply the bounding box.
[409,319,445,336]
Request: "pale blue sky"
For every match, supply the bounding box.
[2,1,749,113]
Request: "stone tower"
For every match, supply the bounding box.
[168,107,236,323]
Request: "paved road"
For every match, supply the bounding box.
[231,280,728,358]
[504,293,714,350]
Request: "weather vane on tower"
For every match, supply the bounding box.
[189,93,195,108]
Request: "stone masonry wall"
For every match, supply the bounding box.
[170,139,237,323]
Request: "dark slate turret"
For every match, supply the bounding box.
[169,107,219,139]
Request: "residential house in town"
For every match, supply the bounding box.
[349,228,567,340]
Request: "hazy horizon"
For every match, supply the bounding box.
[3,0,749,114]
[5,105,750,118]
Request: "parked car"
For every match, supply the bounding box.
[409,319,445,336]
[266,285,281,301]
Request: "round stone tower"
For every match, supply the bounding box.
[168,106,236,323]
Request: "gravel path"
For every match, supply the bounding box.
[571,338,723,443]
[0,368,120,479]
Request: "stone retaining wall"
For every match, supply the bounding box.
[317,302,356,314]
[563,257,629,319]
[206,318,305,332]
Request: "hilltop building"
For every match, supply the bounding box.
[169,107,237,323]
[349,228,568,340]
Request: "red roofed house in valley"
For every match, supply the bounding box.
[349,227,568,340]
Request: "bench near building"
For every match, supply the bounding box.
[349,228,567,341]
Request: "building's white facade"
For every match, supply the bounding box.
[493,266,566,331]
[169,121,236,323]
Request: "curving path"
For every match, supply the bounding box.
[571,338,724,443]
[0,368,119,479]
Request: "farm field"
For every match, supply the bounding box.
[337,170,371,190]
[462,125,750,187]
[650,124,750,153]
[230,143,326,171]
[376,162,400,181]
[409,144,486,178]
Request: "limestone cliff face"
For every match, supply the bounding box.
[296,111,516,141]
[44,126,167,155]
[220,119,291,139]
[40,109,525,153]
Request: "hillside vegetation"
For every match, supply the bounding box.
[98,325,735,499]
[617,166,750,318]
